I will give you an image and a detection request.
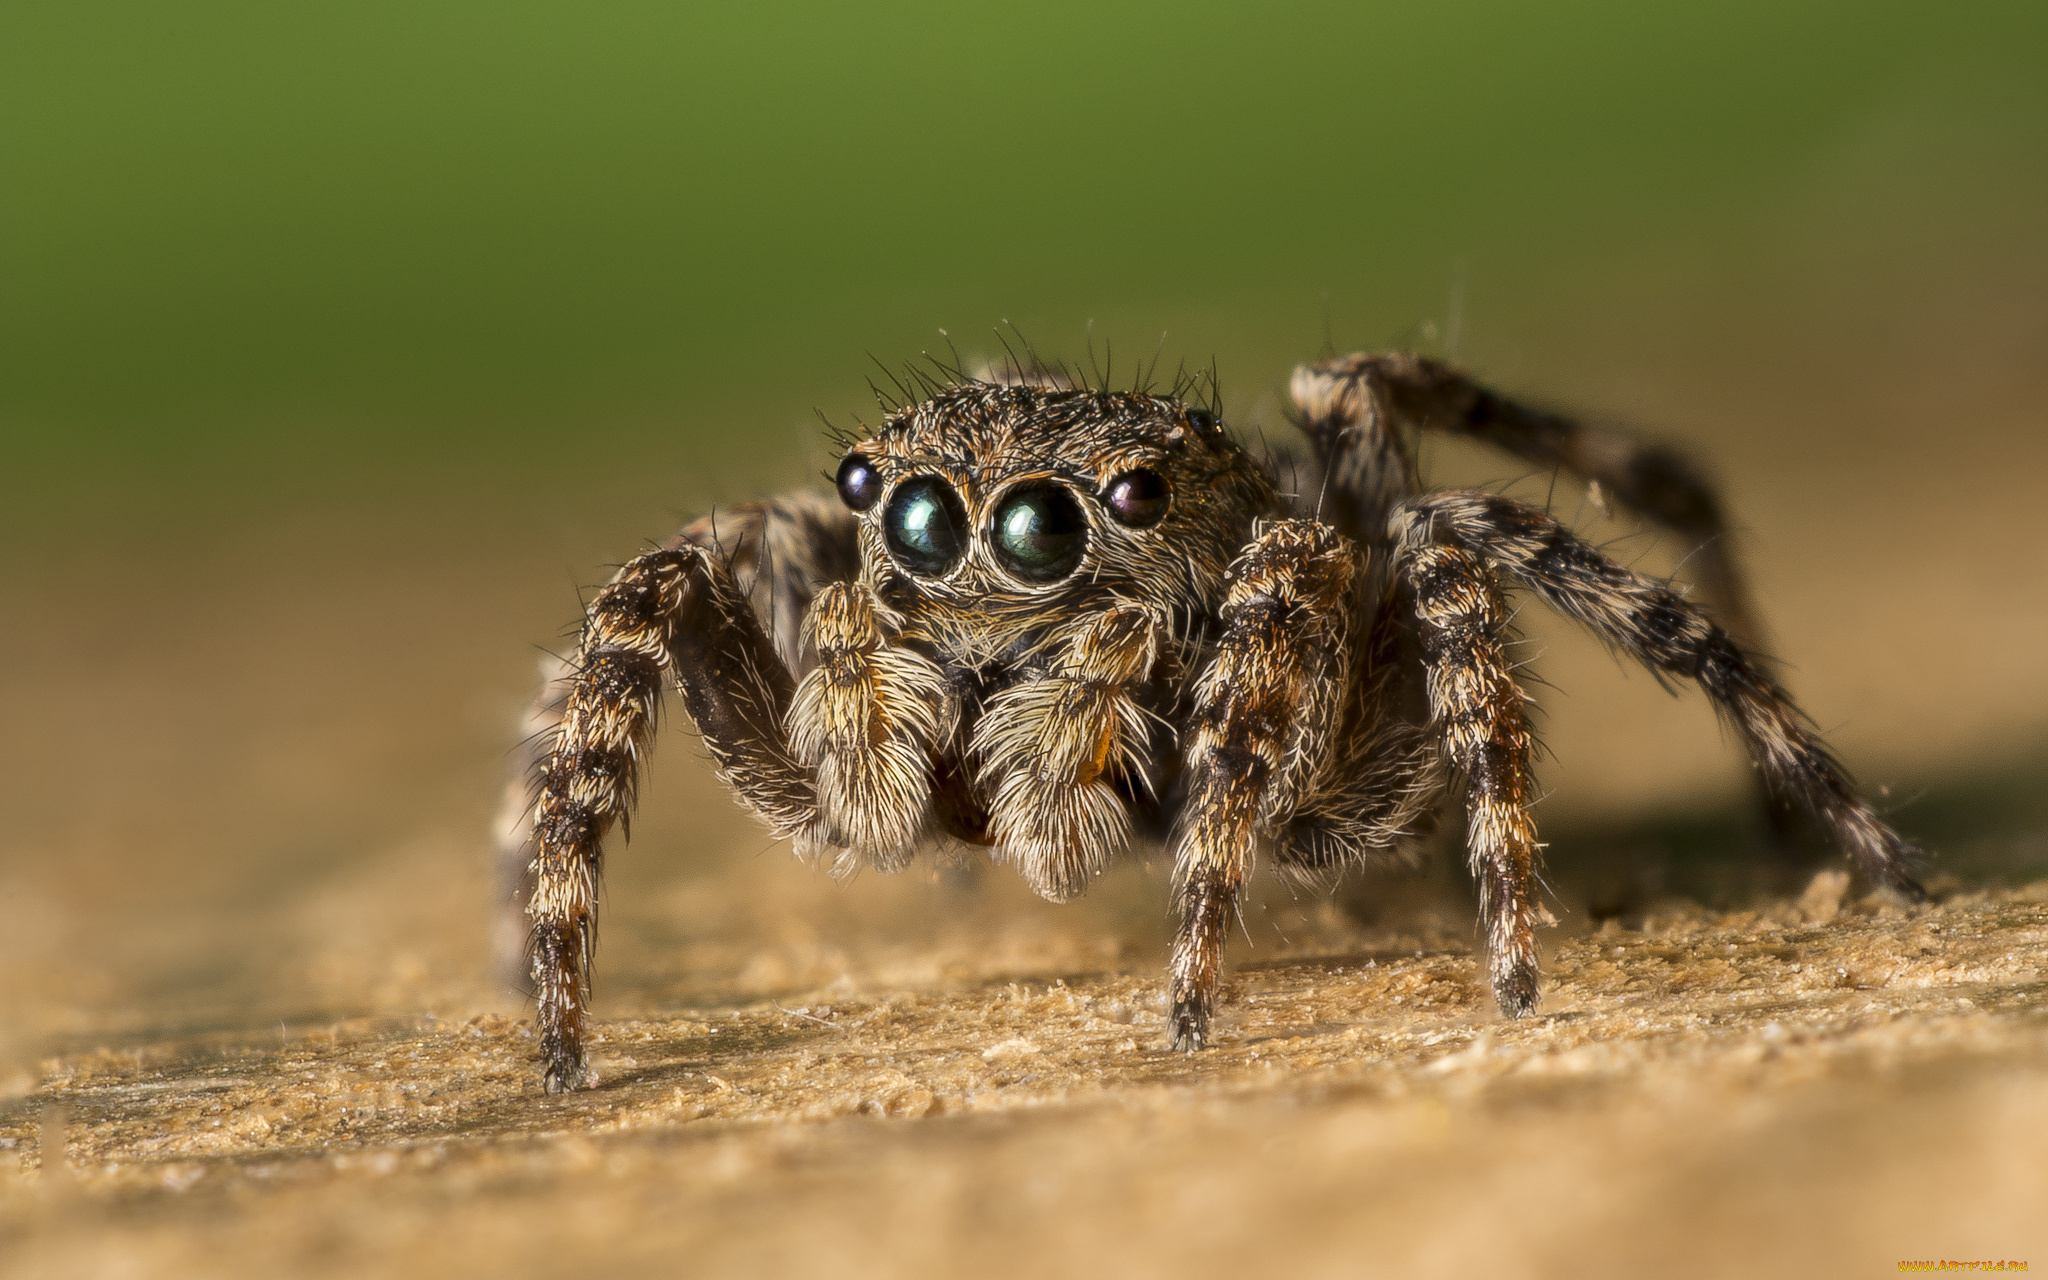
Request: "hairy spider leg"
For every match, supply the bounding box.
[494,493,858,990]
[1266,584,1444,884]
[526,539,817,1093]
[1169,520,1360,1050]
[1343,349,1858,854]
[1398,541,1546,1015]
[1395,490,1925,901]
[492,650,572,991]
[1294,351,1767,653]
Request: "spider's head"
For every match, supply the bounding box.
[829,380,1273,644]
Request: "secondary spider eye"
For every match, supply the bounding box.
[883,476,967,577]
[991,483,1088,583]
[1103,469,1171,527]
[836,454,883,511]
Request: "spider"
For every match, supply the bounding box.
[500,349,1923,1093]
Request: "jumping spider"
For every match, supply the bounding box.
[501,349,1923,1093]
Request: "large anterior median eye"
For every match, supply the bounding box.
[883,476,968,577]
[991,482,1088,583]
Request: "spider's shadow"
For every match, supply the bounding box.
[1337,735,2048,929]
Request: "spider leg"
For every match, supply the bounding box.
[494,492,857,990]
[1398,540,1547,1015]
[1169,520,1360,1050]
[971,602,1163,902]
[521,493,856,1092]
[1395,490,1925,900]
[492,650,573,990]
[1285,355,1419,556]
[1291,351,1765,650]
[1294,351,1834,860]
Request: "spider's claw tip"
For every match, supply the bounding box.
[1492,968,1540,1019]
[541,1056,596,1094]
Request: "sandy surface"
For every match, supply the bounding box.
[4,867,2046,1279]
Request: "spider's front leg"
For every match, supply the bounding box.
[972,603,1163,901]
[1170,521,1360,1049]
[1397,542,1546,1015]
[528,543,814,1093]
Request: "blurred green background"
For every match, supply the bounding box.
[3,0,2047,1048]
[7,0,2044,505]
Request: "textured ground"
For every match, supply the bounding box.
[4,855,2046,1279]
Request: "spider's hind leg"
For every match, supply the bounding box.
[1398,490,1925,901]
[1294,351,1765,649]
[1294,351,1835,871]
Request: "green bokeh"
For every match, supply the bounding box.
[4,0,2044,478]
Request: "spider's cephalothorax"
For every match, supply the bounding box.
[503,352,1924,1093]
[804,383,1275,899]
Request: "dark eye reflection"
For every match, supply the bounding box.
[836,453,882,511]
[992,483,1088,583]
[1103,468,1170,527]
[883,476,968,577]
